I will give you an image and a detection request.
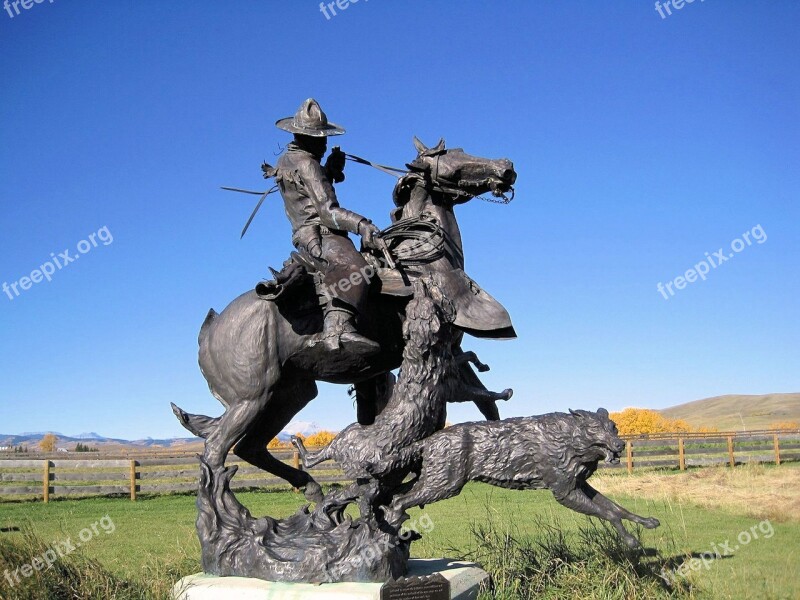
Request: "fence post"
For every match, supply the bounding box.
[727,436,735,467]
[129,460,137,501]
[678,438,685,471]
[42,460,50,503]
[774,434,781,466]
[626,440,633,474]
[293,449,301,493]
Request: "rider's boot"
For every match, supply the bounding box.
[321,307,380,355]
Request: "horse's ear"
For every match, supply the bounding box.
[432,138,446,153]
[597,408,609,418]
[413,136,428,155]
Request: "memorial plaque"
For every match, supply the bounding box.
[380,573,450,600]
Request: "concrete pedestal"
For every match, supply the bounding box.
[173,558,489,600]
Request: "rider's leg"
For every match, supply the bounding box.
[355,372,396,425]
[319,233,380,353]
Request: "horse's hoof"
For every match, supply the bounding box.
[500,388,513,401]
[304,482,324,503]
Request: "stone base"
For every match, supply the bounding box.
[173,558,489,600]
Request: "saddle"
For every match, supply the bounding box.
[255,250,516,340]
[255,251,411,312]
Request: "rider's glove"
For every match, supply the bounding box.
[358,220,381,250]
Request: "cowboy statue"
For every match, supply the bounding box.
[270,98,382,355]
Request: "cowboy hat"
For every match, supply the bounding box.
[275,98,345,137]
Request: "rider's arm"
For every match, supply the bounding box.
[299,159,368,234]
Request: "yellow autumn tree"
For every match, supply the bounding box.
[304,431,337,447]
[39,433,58,453]
[265,430,339,448]
[695,425,719,433]
[267,437,290,449]
[770,421,800,431]
[610,408,693,436]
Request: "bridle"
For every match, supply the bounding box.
[346,152,514,205]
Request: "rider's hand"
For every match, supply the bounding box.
[306,239,323,259]
[358,220,382,250]
[325,146,346,183]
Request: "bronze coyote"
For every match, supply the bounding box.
[381,408,660,549]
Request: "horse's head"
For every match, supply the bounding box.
[406,137,516,204]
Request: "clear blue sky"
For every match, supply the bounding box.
[1,1,797,439]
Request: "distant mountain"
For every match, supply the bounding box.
[0,432,202,449]
[72,432,107,440]
[1,420,331,450]
[659,393,800,431]
[277,421,322,441]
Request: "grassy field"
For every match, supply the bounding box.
[1,465,799,599]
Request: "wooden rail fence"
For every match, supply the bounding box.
[606,429,800,474]
[0,449,345,503]
[1,430,799,502]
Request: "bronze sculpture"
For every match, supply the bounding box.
[173,98,660,584]
[171,100,516,503]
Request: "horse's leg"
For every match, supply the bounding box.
[234,377,324,501]
[450,341,511,421]
[454,350,490,372]
[454,359,503,421]
[458,383,513,403]
[354,372,396,425]
[202,397,269,472]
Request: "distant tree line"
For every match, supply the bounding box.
[74,443,99,453]
[267,430,338,449]
[610,408,800,435]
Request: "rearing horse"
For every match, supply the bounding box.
[172,137,517,501]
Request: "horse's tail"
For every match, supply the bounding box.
[171,402,220,439]
[198,308,218,347]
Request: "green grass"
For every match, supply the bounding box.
[1,483,798,599]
